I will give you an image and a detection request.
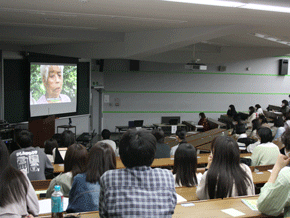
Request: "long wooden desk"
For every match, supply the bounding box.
[54,153,252,173]
[173,195,282,217]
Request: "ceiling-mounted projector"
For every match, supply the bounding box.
[185,63,207,70]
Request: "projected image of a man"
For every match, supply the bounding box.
[36,65,71,104]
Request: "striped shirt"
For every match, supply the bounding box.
[258,167,290,217]
[99,166,177,217]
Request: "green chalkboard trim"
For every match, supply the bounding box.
[104,91,289,95]
[105,70,290,76]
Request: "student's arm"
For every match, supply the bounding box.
[26,176,39,216]
[46,177,58,198]
[196,172,208,200]
[250,147,259,166]
[257,155,290,216]
[99,177,108,218]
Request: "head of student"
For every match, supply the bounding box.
[199,112,206,119]
[255,104,261,110]
[86,142,116,183]
[16,130,33,148]
[257,127,273,143]
[176,129,186,141]
[249,106,255,115]
[40,65,64,99]
[119,129,156,168]
[173,143,197,187]
[206,136,251,199]
[101,129,111,140]
[151,128,165,143]
[64,143,88,179]
[282,99,289,107]
[252,118,261,132]
[0,141,29,208]
[282,128,290,155]
[44,138,58,155]
[61,130,75,148]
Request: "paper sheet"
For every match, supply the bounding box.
[176,193,187,203]
[39,197,69,215]
[221,208,245,217]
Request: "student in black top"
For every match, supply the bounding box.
[151,129,170,159]
[227,105,237,118]
[170,129,187,156]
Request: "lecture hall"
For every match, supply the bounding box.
[1,0,290,217]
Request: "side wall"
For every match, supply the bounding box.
[102,57,290,131]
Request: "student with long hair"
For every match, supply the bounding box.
[67,142,116,212]
[173,143,201,187]
[0,141,39,217]
[46,143,88,197]
[196,136,255,200]
[198,112,210,132]
[245,106,257,128]
[227,105,237,118]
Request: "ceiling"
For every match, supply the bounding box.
[1,0,290,64]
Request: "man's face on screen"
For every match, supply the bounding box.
[43,65,63,98]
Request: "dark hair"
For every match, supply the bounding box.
[64,143,88,180]
[249,106,255,116]
[252,118,261,132]
[257,127,273,143]
[61,130,75,148]
[119,129,156,168]
[0,141,28,207]
[151,128,165,143]
[259,114,268,124]
[282,100,289,106]
[274,116,284,128]
[86,142,116,183]
[255,104,261,109]
[176,129,186,140]
[44,138,58,155]
[101,129,111,140]
[199,112,206,119]
[16,130,33,148]
[206,136,252,199]
[282,128,290,150]
[173,144,197,187]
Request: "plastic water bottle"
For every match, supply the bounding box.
[51,185,63,218]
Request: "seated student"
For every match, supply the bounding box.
[67,142,116,213]
[0,141,39,217]
[257,129,290,217]
[259,114,271,129]
[280,99,290,116]
[245,106,257,128]
[44,138,58,163]
[170,129,187,156]
[99,129,177,217]
[251,127,280,166]
[196,136,254,200]
[99,129,116,152]
[151,128,170,158]
[248,118,261,141]
[53,130,76,162]
[255,104,264,115]
[198,112,210,132]
[227,104,237,118]
[46,143,88,198]
[10,130,54,181]
[232,115,247,135]
[272,116,285,140]
[173,143,202,187]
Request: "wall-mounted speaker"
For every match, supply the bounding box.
[130,60,139,71]
[279,59,288,75]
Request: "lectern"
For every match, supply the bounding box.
[29,115,55,148]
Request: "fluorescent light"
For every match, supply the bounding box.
[162,0,290,14]
[254,33,265,38]
[162,0,244,8]
[254,33,290,46]
[265,37,278,42]
[241,4,290,13]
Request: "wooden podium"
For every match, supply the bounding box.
[29,115,55,148]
